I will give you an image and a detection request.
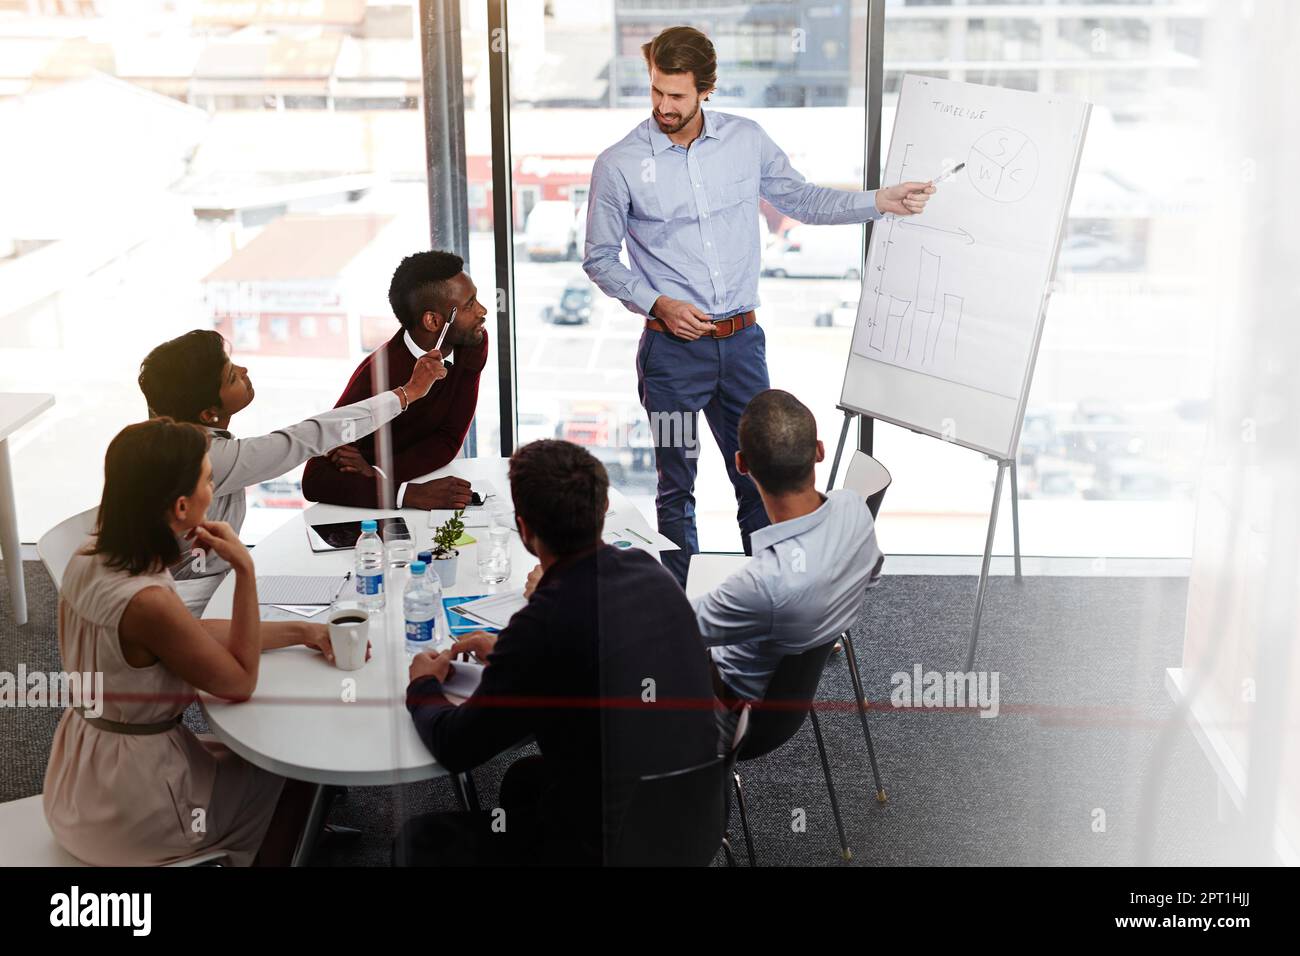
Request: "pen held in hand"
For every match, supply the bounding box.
[932,162,965,185]
[433,314,452,354]
[424,308,456,385]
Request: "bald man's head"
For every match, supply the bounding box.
[738,389,819,495]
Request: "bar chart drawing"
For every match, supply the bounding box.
[868,294,911,354]
[864,243,964,368]
[907,247,942,359]
[928,293,965,364]
[857,132,972,369]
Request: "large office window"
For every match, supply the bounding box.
[874,0,1215,557]
[0,0,483,543]
[2,0,1219,562]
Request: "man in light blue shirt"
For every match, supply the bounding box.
[584,25,933,584]
[693,389,884,704]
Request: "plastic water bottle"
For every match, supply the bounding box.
[354,519,385,611]
[404,561,449,656]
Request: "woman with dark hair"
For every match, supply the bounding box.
[138,328,444,614]
[42,418,343,866]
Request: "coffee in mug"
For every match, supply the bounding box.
[327,605,370,671]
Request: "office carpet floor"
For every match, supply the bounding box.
[1,559,1232,866]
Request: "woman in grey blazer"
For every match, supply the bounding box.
[137,329,444,614]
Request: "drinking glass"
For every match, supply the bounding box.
[477,506,513,584]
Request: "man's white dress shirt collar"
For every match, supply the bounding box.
[404,329,453,364]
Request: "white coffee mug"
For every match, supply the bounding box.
[327,605,370,671]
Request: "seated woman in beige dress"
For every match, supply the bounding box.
[43,418,356,866]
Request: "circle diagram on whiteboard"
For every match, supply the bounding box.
[968,128,1039,203]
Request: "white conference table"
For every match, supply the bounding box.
[199,456,663,789]
[1,392,55,626]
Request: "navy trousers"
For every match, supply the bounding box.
[636,322,772,585]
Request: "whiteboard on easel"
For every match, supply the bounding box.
[840,74,1090,460]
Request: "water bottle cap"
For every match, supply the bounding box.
[417,550,433,564]
[409,561,426,574]
[360,519,378,532]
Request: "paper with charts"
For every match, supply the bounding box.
[850,74,1088,400]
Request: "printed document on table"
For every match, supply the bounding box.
[447,589,528,629]
[256,575,350,605]
[601,524,679,553]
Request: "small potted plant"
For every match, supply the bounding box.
[429,508,464,587]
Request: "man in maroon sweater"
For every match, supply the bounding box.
[302,250,489,509]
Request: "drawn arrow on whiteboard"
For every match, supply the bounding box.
[896,220,975,245]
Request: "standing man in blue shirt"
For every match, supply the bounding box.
[584,25,936,584]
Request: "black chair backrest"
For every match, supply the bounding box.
[728,703,751,768]
[606,755,729,867]
[604,702,753,866]
[739,640,837,762]
[866,485,887,521]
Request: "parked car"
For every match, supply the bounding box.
[1084,459,1173,500]
[1017,408,1065,467]
[524,200,579,261]
[250,478,304,509]
[763,223,864,279]
[541,279,594,325]
[1032,468,1083,499]
[1057,234,1140,273]
[1072,400,1128,428]
[1022,457,1089,499]
[517,410,557,446]
[813,284,862,327]
[557,402,655,484]
[486,401,559,457]
[1061,400,1144,466]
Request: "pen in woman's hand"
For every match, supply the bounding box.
[433,308,455,356]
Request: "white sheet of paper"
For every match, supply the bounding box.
[257,575,349,605]
[448,589,528,629]
[601,525,679,553]
[442,660,485,700]
[270,604,330,619]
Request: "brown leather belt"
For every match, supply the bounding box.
[77,710,183,736]
[645,310,757,339]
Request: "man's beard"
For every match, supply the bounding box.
[653,99,701,134]
[450,321,485,348]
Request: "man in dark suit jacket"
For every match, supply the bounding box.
[398,440,721,866]
[301,250,488,510]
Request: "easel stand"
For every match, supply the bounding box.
[826,407,1021,673]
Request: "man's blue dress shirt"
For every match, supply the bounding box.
[583,108,881,320]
